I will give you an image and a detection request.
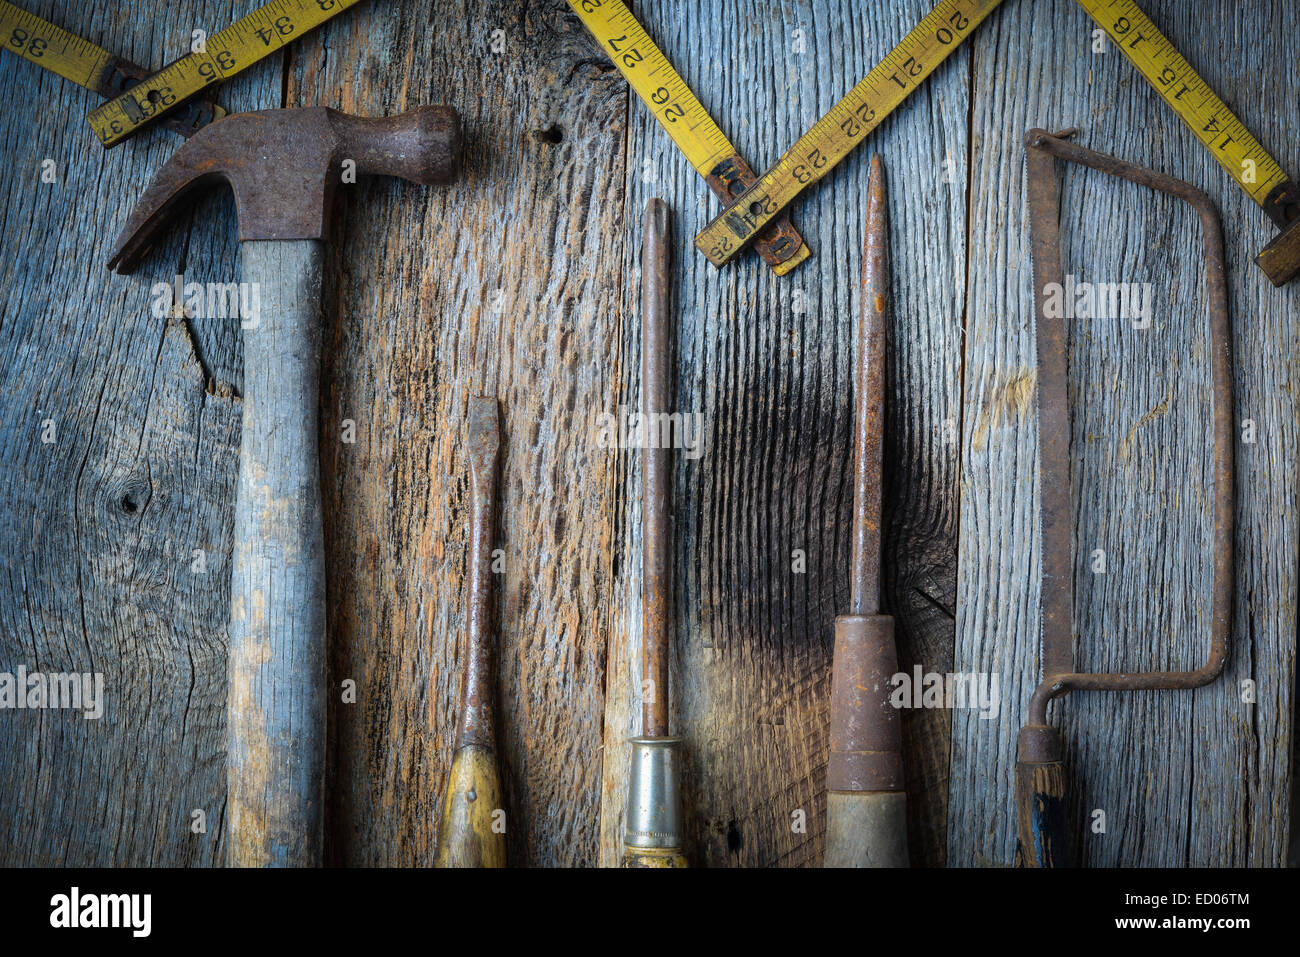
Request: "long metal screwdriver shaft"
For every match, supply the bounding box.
[642,198,672,739]
[824,156,908,868]
[623,198,686,868]
[850,160,888,618]
[435,397,506,867]
[460,398,499,753]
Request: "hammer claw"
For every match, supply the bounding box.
[108,106,461,274]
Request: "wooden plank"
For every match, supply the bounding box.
[0,0,630,867]
[949,0,1296,866]
[294,0,629,865]
[0,0,283,866]
[0,0,1291,870]
[598,0,967,867]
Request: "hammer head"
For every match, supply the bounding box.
[108,105,460,274]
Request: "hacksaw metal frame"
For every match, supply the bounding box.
[1023,128,1235,737]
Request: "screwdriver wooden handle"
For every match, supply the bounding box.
[623,847,689,868]
[434,744,506,868]
[1014,725,1074,868]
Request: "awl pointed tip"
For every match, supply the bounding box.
[868,153,885,188]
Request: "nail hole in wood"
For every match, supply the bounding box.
[532,124,564,145]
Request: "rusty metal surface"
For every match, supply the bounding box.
[1016,129,1235,868]
[1255,213,1300,286]
[622,198,687,865]
[455,397,501,751]
[640,197,672,739]
[827,615,904,791]
[703,152,808,271]
[1261,180,1300,231]
[826,156,904,795]
[107,105,461,274]
[1249,152,1299,286]
[849,155,888,619]
[1025,132,1076,682]
[1021,127,1235,726]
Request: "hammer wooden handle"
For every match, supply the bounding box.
[227,239,327,867]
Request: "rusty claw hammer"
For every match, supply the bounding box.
[107,106,460,866]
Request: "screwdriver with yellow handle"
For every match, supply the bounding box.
[434,397,507,868]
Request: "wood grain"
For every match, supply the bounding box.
[0,0,284,867]
[0,0,1292,868]
[948,0,1297,867]
[598,0,968,867]
[227,239,327,867]
[291,0,628,865]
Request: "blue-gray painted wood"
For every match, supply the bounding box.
[0,0,284,866]
[0,0,1292,868]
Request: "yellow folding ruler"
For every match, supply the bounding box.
[568,0,810,275]
[1077,0,1298,284]
[692,0,1299,285]
[0,0,223,137]
[693,0,1001,270]
[86,0,366,148]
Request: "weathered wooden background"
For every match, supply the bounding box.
[0,0,1293,867]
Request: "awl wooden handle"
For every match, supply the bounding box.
[825,791,908,868]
